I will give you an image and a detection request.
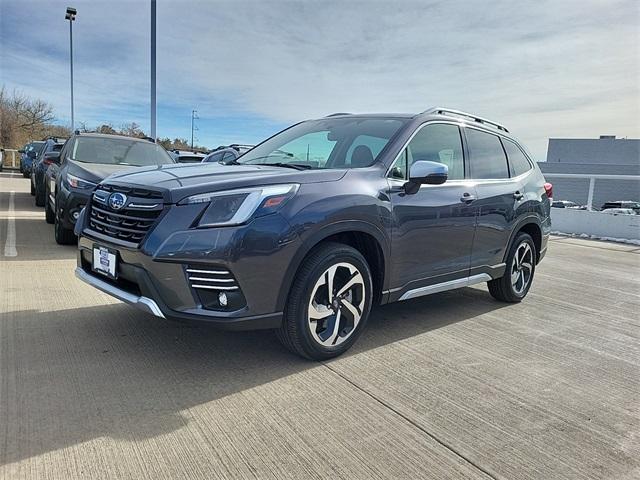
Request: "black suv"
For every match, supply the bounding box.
[75,108,551,359]
[31,138,66,205]
[45,133,175,244]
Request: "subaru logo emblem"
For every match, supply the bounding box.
[108,192,127,210]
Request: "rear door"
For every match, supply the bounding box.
[464,127,519,272]
[388,122,477,293]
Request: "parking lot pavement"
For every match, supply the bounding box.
[1,169,639,480]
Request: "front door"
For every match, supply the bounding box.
[387,123,476,295]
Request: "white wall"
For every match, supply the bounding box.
[551,208,640,240]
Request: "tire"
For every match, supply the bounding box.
[30,177,35,195]
[54,208,76,245]
[23,171,30,179]
[276,242,373,360]
[45,192,55,224]
[488,232,536,303]
[35,181,45,207]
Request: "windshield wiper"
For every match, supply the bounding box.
[260,162,312,171]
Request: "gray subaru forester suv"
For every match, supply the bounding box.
[75,108,552,360]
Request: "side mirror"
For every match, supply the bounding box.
[46,152,61,164]
[404,160,448,194]
[19,149,25,154]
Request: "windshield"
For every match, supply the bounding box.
[238,117,407,169]
[70,137,174,166]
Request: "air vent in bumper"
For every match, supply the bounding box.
[186,265,245,311]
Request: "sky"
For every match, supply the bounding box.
[1,0,638,160]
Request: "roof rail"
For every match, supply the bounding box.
[325,112,352,117]
[422,107,509,133]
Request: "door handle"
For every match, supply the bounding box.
[513,191,524,200]
[460,192,476,203]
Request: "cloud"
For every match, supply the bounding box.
[1,0,638,158]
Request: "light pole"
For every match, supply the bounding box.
[65,7,77,131]
[150,0,156,140]
[191,110,198,149]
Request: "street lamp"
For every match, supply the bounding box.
[65,7,77,131]
[191,110,198,149]
[150,0,156,140]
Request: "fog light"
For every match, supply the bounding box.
[72,211,80,220]
[218,292,228,307]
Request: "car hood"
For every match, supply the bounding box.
[68,161,142,184]
[100,163,349,204]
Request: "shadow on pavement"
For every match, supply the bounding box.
[0,287,508,466]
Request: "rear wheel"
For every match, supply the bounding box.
[488,232,536,302]
[54,206,76,245]
[276,242,373,360]
[30,177,35,195]
[23,170,30,178]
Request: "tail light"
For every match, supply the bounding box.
[543,182,553,200]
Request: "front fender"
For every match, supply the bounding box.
[274,219,391,312]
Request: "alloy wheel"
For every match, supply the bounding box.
[511,242,533,295]
[307,262,366,347]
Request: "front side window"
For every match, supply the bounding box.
[204,152,224,163]
[70,137,174,166]
[466,128,509,179]
[502,139,532,177]
[238,117,407,169]
[388,123,465,180]
[222,151,237,163]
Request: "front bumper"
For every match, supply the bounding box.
[76,205,299,330]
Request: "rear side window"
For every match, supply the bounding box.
[502,140,532,177]
[466,129,509,179]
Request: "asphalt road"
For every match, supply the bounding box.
[1,170,639,480]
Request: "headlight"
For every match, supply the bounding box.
[182,184,298,228]
[67,173,97,189]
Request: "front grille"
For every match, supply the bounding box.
[186,266,239,291]
[88,187,164,244]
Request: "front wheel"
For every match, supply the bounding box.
[488,232,536,302]
[276,242,373,360]
[54,207,76,245]
[45,191,55,224]
[35,180,45,207]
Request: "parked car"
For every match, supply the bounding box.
[203,144,254,164]
[552,200,579,208]
[170,150,207,163]
[44,133,176,244]
[20,141,45,177]
[601,208,636,215]
[75,108,551,360]
[31,138,66,206]
[601,201,640,213]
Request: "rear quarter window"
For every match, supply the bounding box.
[502,140,532,177]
